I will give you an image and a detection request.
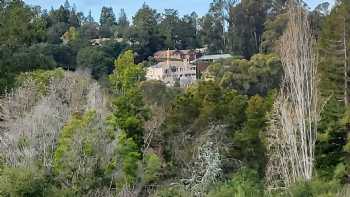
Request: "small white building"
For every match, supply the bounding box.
[146,61,197,87]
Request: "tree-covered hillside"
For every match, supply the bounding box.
[0,0,350,196]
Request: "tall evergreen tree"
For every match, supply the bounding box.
[86,9,94,23]
[159,9,180,49]
[63,0,70,10]
[100,6,116,37]
[109,50,148,148]
[310,2,330,40]
[100,6,116,26]
[130,3,163,62]
[200,0,226,54]
[319,1,350,106]
[261,0,288,52]
[115,8,130,39]
[226,0,270,58]
[177,12,200,49]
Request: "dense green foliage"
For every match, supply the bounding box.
[144,152,162,184]
[114,131,141,188]
[0,167,49,197]
[77,41,127,79]
[204,53,282,96]
[109,50,148,147]
[53,111,109,193]
[208,168,263,197]
[0,0,297,93]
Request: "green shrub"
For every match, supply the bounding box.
[16,68,64,94]
[334,163,347,182]
[115,131,141,189]
[53,111,96,174]
[144,152,162,183]
[208,168,263,197]
[152,185,191,197]
[275,178,342,197]
[0,167,47,197]
[52,110,115,194]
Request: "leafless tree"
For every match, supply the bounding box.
[343,16,349,106]
[117,186,137,197]
[337,185,350,197]
[179,125,226,196]
[0,70,111,170]
[143,105,166,153]
[0,79,41,130]
[0,69,120,195]
[189,141,222,197]
[266,0,320,190]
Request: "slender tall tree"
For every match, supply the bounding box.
[86,10,94,23]
[226,0,269,58]
[266,0,320,190]
[199,0,226,54]
[319,1,350,107]
[100,6,116,37]
[159,9,180,49]
[115,9,129,39]
[100,6,116,26]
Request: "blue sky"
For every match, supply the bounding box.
[24,0,334,22]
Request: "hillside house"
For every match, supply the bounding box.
[194,54,233,77]
[153,49,205,63]
[90,38,126,46]
[196,54,232,62]
[146,61,197,87]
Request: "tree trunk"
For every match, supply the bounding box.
[344,16,349,107]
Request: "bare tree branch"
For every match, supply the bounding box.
[266,0,321,190]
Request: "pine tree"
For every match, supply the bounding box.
[86,10,94,23]
[115,9,129,39]
[319,1,350,106]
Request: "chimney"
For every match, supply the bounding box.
[167,48,170,66]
